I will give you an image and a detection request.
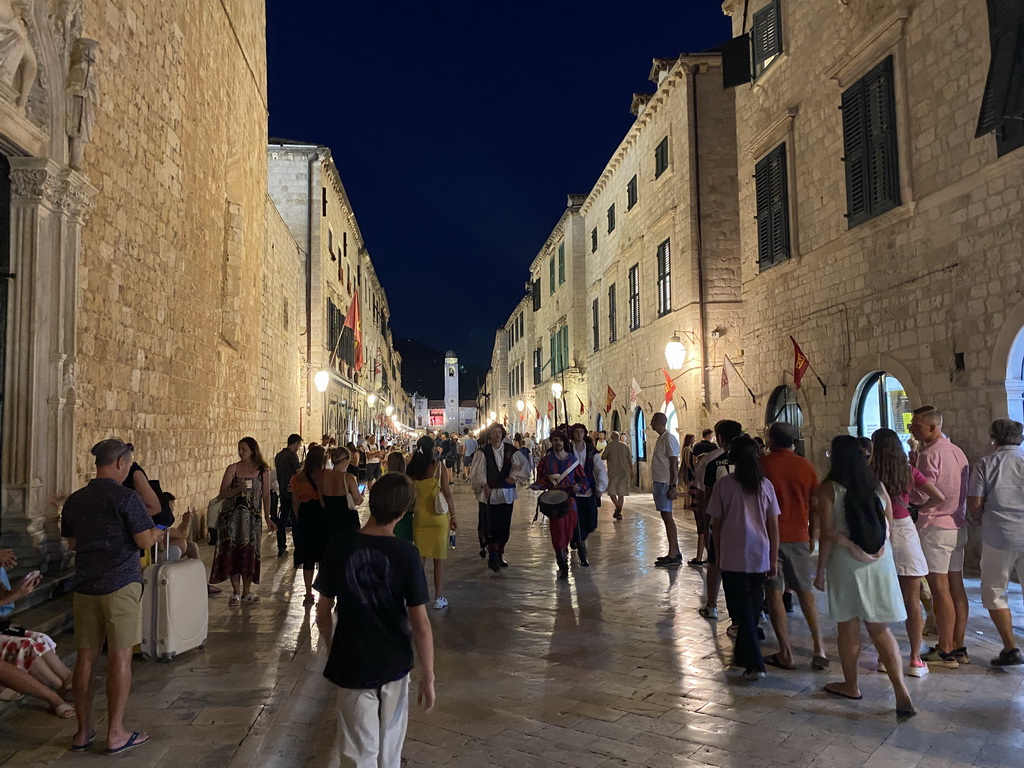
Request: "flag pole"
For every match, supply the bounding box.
[807,362,828,397]
[723,357,757,404]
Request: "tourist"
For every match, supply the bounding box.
[533,430,588,579]
[314,473,435,768]
[649,413,682,567]
[62,438,161,752]
[461,427,478,483]
[693,428,716,459]
[602,430,632,521]
[968,418,1024,667]
[753,436,768,456]
[707,436,780,680]
[870,428,943,677]
[291,444,327,607]
[695,420,744,619]
[568,424,608,567]
[470,424,529,571]
[364,439,383,490]
[761,423,829,671]
[909,406,970,668]
[678,433,701,564]
[273,434,303,558]
[386,451,414,543]
[121,453,163,521]
[407,436,457,607]
[595,431,608,452]
[814,435,915,718]
[322,447,364,534]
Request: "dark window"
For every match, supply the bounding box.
[343,231,348,258]
[755,143,791,270]
[655,137,669,178]
[591,227,598,253]
[562,327,570,370]
[628,264,640,331]
[558,242,565,284]
[592,298,600,352]
[627,175,638,209]
[608,284,617,344]
[976,0,1024,149]
[550,332,557,374]
[549,257,555,294]
[321,188,327,217]
[752,0,783,78]
[534,347,542,385]
[656,239,671,316]
[842,56,900,228]
[607,204,616,233]
[532,279,541,311]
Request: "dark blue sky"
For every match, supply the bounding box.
[266,1,732,368]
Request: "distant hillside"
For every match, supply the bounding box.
[394,338,484,401]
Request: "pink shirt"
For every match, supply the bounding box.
[706,475,781,573]
[912,436,969,530]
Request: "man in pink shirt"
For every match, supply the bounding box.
[910,406,970,669]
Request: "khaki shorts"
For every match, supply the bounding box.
[73,582,143,650]
[767,541,813,593]
[918,527,967,575]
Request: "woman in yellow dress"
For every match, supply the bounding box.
[406,436,457,609]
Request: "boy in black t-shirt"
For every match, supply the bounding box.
[314,473,434,767]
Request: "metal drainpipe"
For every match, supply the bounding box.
[306,152,317,422]
[689,65,711,412]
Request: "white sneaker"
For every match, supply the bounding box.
[433,596,448,610]
[907,660,929,677]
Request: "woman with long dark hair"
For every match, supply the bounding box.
[290,444,327,606]
[210,437,276,606]
[869,429,943,677]
[815,435,914,717]
[706,436,780,680]
[407,436,457,609]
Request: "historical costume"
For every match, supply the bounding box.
[470,426,530,571]
[568,424,609,566]
[533,431,589,579]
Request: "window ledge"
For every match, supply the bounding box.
[751,52,789,91]
[844,200,916,239]
[745,106,799,162]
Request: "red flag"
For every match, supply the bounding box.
[547,400,555,416]
[577,395,585,416]
[534,405,540,420]
[605,385,616,414]
[342,294,363,370]
[662,369,676,405]
[791,337,809,390]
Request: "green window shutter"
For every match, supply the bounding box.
[655,138,669,177]
[976,0,1024,138]
[656,239,671,316]
[841,77,869,226]
[558,243,565,284]
[627,175,638,209]
[755,143,790,269]
[591,228,597,253]
[592,298,600,352]
[549,258,555,294]
[608,284,617,343]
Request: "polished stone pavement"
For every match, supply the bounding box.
[1,482,1023,767]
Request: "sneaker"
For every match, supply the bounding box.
[743,668,766,681]
[783,592,794,613]
[991,648,1024,667]
[655,556,683,568]
[921,647,959,669]
[907,660,929,677]
[698,605,718,621]
[433,596,448,610]
[726,623,738,639]
[953,647,971,665]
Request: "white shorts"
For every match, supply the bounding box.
[980,544,1024,611]
[918,526,967,574]
[890,516,928,577]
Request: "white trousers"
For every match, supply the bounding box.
[334,675,409,768]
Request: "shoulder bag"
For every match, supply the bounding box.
[433,461,449,515]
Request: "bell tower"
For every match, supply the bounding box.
[444,350,459,432]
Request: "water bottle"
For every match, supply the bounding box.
[449,532,457,549]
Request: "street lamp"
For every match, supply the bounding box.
[385,404,394,416]
[516,399,525,412]
[665,333,687,371]
[488,410,497,422]
[366,392,378,407]
[314,371,330,435]
[551,382,562,399]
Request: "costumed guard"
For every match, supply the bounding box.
[532,430,590,579]
[567,424,608,567]
[470,424,530,572]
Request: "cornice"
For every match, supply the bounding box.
[828,3,914,87]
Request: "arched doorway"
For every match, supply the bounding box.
[855,372,912,449]
[766,385,804,455]
[1005,325,1024,422]
[611,409,621,433]
[595,412,604,433]
[633,407,647,485]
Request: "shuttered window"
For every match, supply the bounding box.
[558,243,565,284]
[752,0,783,78]
[842,57,900,228]
[628,264,640,331]
[608,284,617,344]
[549,257,555,294]
[591,227,597,253]
[755,143,790,270]
[532,279,541,311]
[607,204,616,233]
[977,0,1024,155]
[627,175,638,209]
[656,239,671,316]
[592,298,600,352]
[534,347,542,385]
[655,137,669,178]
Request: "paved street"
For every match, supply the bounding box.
[0,481,1022,767]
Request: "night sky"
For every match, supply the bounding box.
[266,1,732,368]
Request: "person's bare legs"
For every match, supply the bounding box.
[766,587,794,665]
[303,569,315,598]
[693,532,706,563]
[866,621,915,715]
[230,573,242,598]
[40,650,74,692]
[105,647,147,750]
[0,660,68,712]
[660,511,679,559]
[71,648,100,747]
[797,590,828,660]
[705,563,722,607]
[948,569,969,650]
[242,577,254,598]
[832,618,862,697]
[989,608,1018,651]
[925,572,955,653]
[433,560,444,598]
[28,654,65,690]
[899,575,924,664]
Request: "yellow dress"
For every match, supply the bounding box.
[412,476,449,560]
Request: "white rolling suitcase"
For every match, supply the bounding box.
[140,532,209,662]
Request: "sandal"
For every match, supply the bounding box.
[0,688,23,702]
[228,594,241,607]
[70,730,96,752]
[823,682,862,700]
[207,584,223,594]
[105,731,150,755]
[302,594,315,607]
[52,703,76,719]
[764,653,797,670]
[811,655,830,670]
[241,593,261,603]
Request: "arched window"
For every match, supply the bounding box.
[596,412,604,432]
[1005,326,1024,423]
[766,385,804,455]
[448,367,455,377]
[856,372,912,449]
[611,409,621,433]
[633,407,647,486]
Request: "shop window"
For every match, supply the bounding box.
[856,372,912,449]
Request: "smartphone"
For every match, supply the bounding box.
[358,484,367,494]
[155,524,168,531]
[25,570,41,582]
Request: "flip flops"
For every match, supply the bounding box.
[823,682,862,700]
[105,732,150,755]
[70,730,96,753]
[764,653,797,670]
[812,655,830,670]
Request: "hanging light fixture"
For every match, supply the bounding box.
[664,333,687,371]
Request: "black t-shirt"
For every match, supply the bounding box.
[313,531,429,689]
[703,452,735,496]
[693,440,717,458]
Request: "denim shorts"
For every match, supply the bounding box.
[653,481,673,513]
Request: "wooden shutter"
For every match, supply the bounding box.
[842,77,869,226]
[844,57,900,227]
[752,0,782,77]
[608,284,617,343]
[722,33,753,88]
[532,279,541,310]
[977,0,1024,137]
[591,227,597,252]
[756,144,790,269]
[657,239,671,315]
[592,298,600,352]
[549,258,555,293]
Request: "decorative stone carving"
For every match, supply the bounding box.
[64,36,96,169]
[9,164,58,200]
[0,0,36,111]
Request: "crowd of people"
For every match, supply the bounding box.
[3,402,1022,764]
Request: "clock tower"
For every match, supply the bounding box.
[444,350,459,432]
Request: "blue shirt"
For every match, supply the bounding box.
[0,568,13,618]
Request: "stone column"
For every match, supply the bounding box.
[3,157,95,571]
